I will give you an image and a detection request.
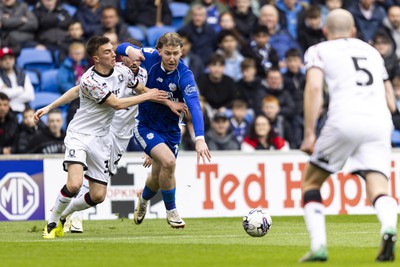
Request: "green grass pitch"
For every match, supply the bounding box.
[0,215,397,267]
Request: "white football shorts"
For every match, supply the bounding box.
[109,133,130,175]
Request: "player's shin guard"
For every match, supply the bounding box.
[161,188,176,211]
[61,192,97,219]
[373,195,398,235]
[49,185,77,224]
[303,189,327,251]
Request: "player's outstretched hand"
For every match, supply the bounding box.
[196,139,211,164]
[146,89,168,101]
[169,102,189,117]
[128,47,145,61]
[142,154,152,168]
[33,106,50,124]
[300,134,316,155]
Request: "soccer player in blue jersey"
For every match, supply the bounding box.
[117,32,212,228]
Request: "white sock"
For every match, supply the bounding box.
[374,195,398,235]
[49,191,72,224]
[141,195,149,204]
[61,193,93,219]
[304,202,327,251]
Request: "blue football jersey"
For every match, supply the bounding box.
[117,43,205,137]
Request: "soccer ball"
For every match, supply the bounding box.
[242,208,272,237]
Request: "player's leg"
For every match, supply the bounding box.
[65,178,89,233]
[134,161,160,225]
[151,143,185,228]
[299,163,330,262]
[365,172,397,262]
[43,163,84,239]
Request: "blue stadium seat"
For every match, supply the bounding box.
[30,92,62,110]
[25,70,40,92]
[17,48,54,72]
[146,26,177,47]
[169,2,190,28]
[392,130,400,147]
[40,69,59,93]
[61,3,77,17]
[127,26,147,46]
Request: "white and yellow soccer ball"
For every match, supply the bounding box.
[242,208,272,237]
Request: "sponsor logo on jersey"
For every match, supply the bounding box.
[184,85,196,95]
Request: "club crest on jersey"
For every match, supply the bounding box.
[118,74,124,83]
[184,85,196,95]
[146,133,154,140]
[68,149,76,158]
[156,77,163,83]
[169,83,177,92]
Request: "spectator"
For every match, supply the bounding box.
[125,0,172,28]
[276,0,306,39]
[381,5,400,59]
[94,6,130,43]
[74,0,102,39]
[0,47,34,113]
[179,4,217,65]
[235,57,262,113]
[27,108,65,154]
[177,30,205,82]
[57,41,88,125]
[320,0,343,23]
[229,98,251,143]
[0,0,38,53]
[241,114,288,151]
[216,29,244,81]
[58,21,86,62]
[231,0,258,42]
[33,0,73,54]
[197,53,237,115]
[349,0,386,44]
[249,25,279,78]
[373,31,400,81]
[206,111,240,150]
[258,4,300,62]
[0,92,18,154]
[217,11,248,49]
[14,107,46,154]
[297,5,325,52]
[393,75,400,111]
[261,95,295,148]
[185,0,229,32]
[255,67,296,119]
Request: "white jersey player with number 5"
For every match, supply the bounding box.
[299,9,398,263]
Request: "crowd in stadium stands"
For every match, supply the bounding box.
[1,0,400,154]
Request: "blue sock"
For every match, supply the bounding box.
[142,186,157,201]
[161,188,176,211]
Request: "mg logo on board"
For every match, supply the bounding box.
[0,172,39,220]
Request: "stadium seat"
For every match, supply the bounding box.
[17,48,54,73]
[40,69,59,93]
[61,3,77,17]
[30,92,62,110]
[127,26,147,46]
[392,130,400,147]
[169,2,190,28]
[146,26,177,47]
[25,70,40,92]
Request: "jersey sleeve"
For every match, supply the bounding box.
[179,68,205,138]
[304,45,324,71]
[80,75,111,104]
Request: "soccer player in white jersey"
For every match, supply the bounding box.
[299,9,398,262]
[37,36,168,239]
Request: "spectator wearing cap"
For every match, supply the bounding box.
[0,0,38,53]
[205,111,241,151]
[0,47,34,113]
[0,92,19,154]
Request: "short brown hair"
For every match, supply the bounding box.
[86,36,110,57]
[156,32,183,49]
[240,57,256,71]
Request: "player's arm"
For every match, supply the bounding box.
[34,85,79,123]
[300,67,324,155]
[384,80,397,114]
[117,42,145,62]
[104,89,167,110]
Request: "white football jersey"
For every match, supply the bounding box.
[110,66,148,139]
[304,38,391,124]
[68,63,138,136]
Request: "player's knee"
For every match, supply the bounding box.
[89,191,106,204]
[66,182,82,194]
[160,157,176,172]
